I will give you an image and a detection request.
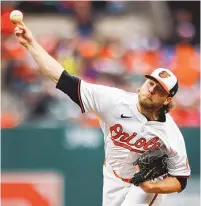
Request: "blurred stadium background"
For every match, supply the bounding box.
[1,1,200,206]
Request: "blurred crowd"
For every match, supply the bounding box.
[1,1,200,128]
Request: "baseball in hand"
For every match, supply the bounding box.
[10,10,23,24]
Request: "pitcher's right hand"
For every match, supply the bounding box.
[14,24,34,48]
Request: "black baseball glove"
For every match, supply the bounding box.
[131,147,169,186]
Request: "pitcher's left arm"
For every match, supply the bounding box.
[139,175,187,194]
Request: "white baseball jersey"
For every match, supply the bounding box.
[79,80,191,206]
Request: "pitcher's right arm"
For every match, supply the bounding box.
[14,24,63,84]
[14,24,123,116]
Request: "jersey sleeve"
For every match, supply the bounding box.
[55,71,123,116]
[167,150,191,178]
[165,116,191,178]
[80,80,123,115]
[146,122,191,178]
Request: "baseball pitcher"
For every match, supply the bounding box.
[13,21,190,206]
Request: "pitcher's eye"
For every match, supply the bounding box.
[156,86,166,95]
[149,81,154,86]
[157,87,164,92]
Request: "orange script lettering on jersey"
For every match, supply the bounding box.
[110,124,161,153]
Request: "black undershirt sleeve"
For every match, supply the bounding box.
[176,177,188,192]
[56,70,85,113]
[167,173,188,192]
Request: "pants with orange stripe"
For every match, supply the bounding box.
[102,162,166,206]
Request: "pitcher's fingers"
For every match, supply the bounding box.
[15,30,23,34]
[135,165,140,173]
[14,27,21,32]
[17,24,28,33]
[14,27,24,33]
[15,30,23,36]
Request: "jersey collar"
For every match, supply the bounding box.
[132,95,166,123]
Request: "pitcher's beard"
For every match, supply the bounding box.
[138,94,162,111]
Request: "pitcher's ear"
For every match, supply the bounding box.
[137,88,140,93]
[164,97,172,106]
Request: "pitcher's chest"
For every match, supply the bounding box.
[106,115,161,152]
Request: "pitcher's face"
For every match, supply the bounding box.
[138,79,171,110]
